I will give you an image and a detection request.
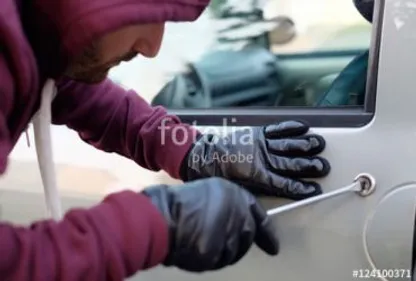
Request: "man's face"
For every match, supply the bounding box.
[64,23,165,83]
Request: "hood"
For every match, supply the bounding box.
[21,0,210,78]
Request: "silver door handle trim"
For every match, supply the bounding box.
[267,173,376,217]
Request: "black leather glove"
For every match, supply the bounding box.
[141,177,278,272]
[179,120,330,200]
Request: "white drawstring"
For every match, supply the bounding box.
[32,79,62,220]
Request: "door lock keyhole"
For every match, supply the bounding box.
[354,173,376,197]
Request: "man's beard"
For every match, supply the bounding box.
[65,66,111,84]
[63,42,104,83]
[64,42,137,84]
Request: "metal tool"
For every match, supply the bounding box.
[267,173,376,216]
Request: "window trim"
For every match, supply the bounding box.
[167,0,385,128]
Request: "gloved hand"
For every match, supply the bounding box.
[179,120,330,200]
[141,177,278,272]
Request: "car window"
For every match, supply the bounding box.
[264,0,372,54]
[108,0,379,127]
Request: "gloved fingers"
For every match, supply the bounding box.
[267,154,331,178]
[232,176,323,200]
[211,201,257,269]
[221,219,255,267]
[217,235,245,268]
[267,173,323,200]
[249,198,279,256]
[264,120,310,139]
[266,134,326,156]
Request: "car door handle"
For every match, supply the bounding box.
[267,173,376,217]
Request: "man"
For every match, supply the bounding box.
[0,0,330,280]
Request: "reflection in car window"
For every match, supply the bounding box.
[109,0,374,109]
[264,0,372,53]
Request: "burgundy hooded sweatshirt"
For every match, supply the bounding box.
[0,0,207,280]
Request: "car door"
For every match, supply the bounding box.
[131,0,416,280]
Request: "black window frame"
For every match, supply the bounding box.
[167,0,384,128]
